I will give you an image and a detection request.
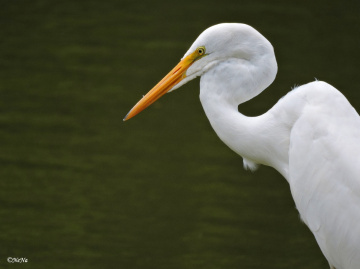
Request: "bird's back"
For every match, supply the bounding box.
[286,81,360,269]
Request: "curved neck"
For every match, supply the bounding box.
[199,59,289,179]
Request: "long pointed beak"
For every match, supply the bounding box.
[123,51,197,121]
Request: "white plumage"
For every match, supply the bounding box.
[124,23,360,269]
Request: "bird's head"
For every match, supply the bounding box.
[123,23,276,121]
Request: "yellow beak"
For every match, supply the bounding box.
[123,50,199,121]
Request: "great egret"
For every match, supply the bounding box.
[124,23,360,269]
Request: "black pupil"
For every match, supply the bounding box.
[199,49,203,54]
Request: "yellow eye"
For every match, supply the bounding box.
[197,46,205,55]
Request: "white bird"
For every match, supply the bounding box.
[124,23,360,269]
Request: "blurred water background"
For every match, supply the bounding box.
[1,0,359,268]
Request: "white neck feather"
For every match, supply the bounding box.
[199,55,289,178]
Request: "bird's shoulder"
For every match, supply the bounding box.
[267,81,360,142]
[272,80,357,123]
[285,81,360,190]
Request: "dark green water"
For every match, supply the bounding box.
[1,1,360,268]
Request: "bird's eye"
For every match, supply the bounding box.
[197,47,205,55]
